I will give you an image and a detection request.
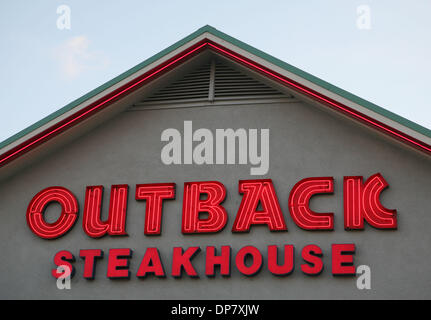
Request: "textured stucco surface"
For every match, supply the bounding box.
[0,100,430,299]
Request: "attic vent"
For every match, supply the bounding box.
[213,61,283,100]
[142,59,289,104]
[145,63,211,102]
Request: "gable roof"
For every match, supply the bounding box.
[1,25,430,171]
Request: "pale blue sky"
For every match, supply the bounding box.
[1,0,430,142]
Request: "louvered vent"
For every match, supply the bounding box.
[142,59,290,104]
[214,61,283,99]
[145,62,211,102]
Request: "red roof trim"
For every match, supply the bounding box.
[207,40,431,155]
[1,39,430,169]
[0,40,208,168]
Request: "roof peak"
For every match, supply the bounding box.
[0,25,430,169]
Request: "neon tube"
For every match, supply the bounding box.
[1,39,430,169]
[206,42,431,154]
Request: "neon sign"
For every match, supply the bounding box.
[27,175,397,239]
[26,174,396,280]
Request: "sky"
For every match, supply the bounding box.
[0,0,430,142]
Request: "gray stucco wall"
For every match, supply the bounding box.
[0,100,430,299]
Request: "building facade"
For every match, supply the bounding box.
[0,26,430,299]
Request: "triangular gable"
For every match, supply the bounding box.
[140,57,288,104]
[1,25,430,176]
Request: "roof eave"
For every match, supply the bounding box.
[0,25,430,171]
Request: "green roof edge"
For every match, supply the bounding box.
[1,24,429,150]
[0,25,210,150]
[202,25,431,138]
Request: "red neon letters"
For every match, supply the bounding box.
[27,186,79,239]
[344,174,397,229]
[182,181,228,234]
[232,179,286,232]
[83,185,129,238]
[136,183,175,235]
[28,174,397,239]
[289,177,334,230]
